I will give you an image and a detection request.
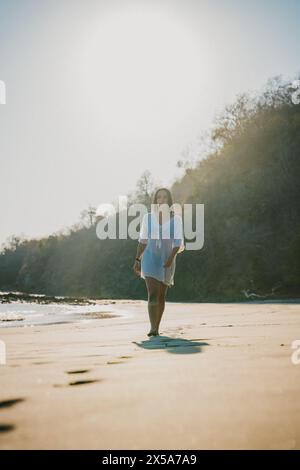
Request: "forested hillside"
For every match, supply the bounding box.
[1,76,299,301]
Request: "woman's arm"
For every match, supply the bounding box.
[163,246,180,268]
[136,241,147,260]
[133,242,147,275]
[133,213,149,275]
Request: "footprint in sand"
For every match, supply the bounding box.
[68,379,100,386]
[0,398,25,409]
[0,423,15,433]
[107,356,133,364]
[54,379,101,387]
[65,369,90,375]
[0,399,24,435]
[32,361,54,365]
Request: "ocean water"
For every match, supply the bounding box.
[0,300,130,328]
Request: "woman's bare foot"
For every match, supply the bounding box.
[147,329,159,337]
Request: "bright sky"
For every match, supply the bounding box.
[0,0,299,245]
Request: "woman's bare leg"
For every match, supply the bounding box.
[156,282,168,332]
[145,277,161,335]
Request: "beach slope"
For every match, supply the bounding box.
[0,300,300,449]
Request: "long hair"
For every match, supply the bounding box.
[151,187,174,217]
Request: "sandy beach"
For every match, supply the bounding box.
[0,300,300,450]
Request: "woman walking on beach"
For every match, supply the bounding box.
[133,188,185,337]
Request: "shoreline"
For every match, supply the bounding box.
[1,291,300,306]
[1,296,300,329]
[0,298,140,329]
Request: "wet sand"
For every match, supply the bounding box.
[0,300,300,449]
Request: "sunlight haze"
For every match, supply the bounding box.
[1,0,300,245]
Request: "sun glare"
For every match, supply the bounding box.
[81,6,209,139]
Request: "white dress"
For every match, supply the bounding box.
[138,211,185,287]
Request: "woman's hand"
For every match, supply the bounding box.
[133,260,141,276]
[163,255,174,268]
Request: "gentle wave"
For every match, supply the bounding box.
[0,301,128,328]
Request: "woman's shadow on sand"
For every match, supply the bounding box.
[132,335,209,354]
